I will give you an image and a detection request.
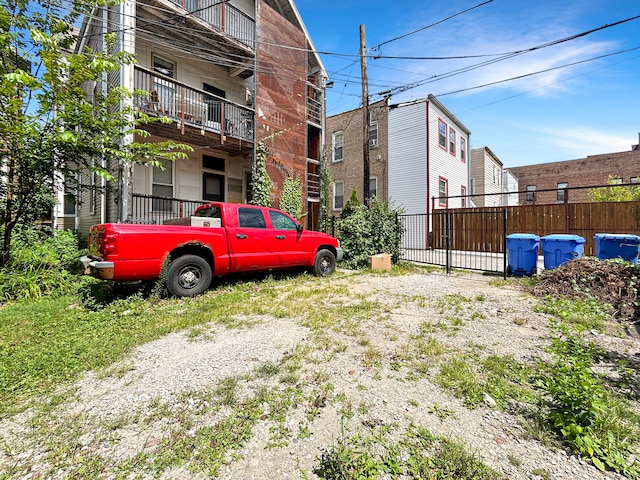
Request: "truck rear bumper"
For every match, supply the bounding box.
[80,256,115,280]
[336,247,344,262]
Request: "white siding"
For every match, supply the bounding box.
[388,102,427,214]
[427,101,468,210]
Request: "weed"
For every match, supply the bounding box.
[534,295,608,332]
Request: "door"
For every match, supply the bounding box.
[268,210,308,266]
[227,206,273,271]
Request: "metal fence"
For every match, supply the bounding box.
[400,210,508,276]
[127,194,208,225]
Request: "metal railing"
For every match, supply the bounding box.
[307,171,320,199]
[400,210,508,277]
[127,194,208,225]
[133,66,254,142]
[168,0,255,49]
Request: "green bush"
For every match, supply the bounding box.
[337,198,404,269]
[0,227,88,302]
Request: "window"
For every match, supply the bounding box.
[369,177,377,199]
[557,182,568,202]
[611,177,623,184]
[152,159,173,212]
[438,119,447,149]
[631,176,639,183]
[238,207,266,228]
[332,131,343,163]
[470,177,475,195]
[63,175,77,216]
[461,186,467,208]
[369,122,378,147]
[449,128,456,155]
[460,137,466,162]
[203,155,225,171]
[269,211,297,230]
[151,56,175,116]
[203,173,225,201]
[526,185,537,203]
[438,177,448,207]
[333,181,344,210]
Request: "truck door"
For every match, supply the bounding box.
[267,210,308,266]
[227,206,274,271]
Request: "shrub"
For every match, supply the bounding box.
[0,227,88,302]
[337,198,404,269]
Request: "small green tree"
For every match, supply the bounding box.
[318,150,332,233]
[337,198,404,269]
[250,140,272,207]
[279,170,303,220]
[587,175,640,202]
[341,189,361,219]
[0,0,191,266]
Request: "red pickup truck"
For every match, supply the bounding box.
[81,202,343,297]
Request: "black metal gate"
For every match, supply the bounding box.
[399,209,507,277]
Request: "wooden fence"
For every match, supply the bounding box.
[432,201,640,255]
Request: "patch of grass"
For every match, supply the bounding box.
[536,326,640,477]
[534,295,608,332]
[314,423,499,479]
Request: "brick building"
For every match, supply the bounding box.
[326,99,389,211]
[507,140,640,205]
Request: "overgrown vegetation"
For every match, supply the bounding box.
[588,175,640,202]
[337,196,404,269]
[279,170,304,220]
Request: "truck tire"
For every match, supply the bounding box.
[313,249,336,276]
[166,254,212,297]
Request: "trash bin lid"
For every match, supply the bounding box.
[507,233,540,240]
[542,234,585,243]
[593,233,640,242]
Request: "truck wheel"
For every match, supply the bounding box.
[313,249,336,276]
[166,255,212,297]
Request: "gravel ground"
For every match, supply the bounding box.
[1,270,638,479]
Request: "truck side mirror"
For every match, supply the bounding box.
[296,223,303,232]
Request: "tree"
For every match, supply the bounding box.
[318,149,332,233]
[0,0,191,266]
[279,170,303,220]
[587,175,640,202]
[250,140,272,207]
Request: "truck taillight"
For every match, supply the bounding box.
[102,232,118,256]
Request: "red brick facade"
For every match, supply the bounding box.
[507,146,640,205]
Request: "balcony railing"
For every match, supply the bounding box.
[134,65,254,143]
[127,194,208,225]
[168,0,255,49]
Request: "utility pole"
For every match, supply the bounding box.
[360,24,370,205]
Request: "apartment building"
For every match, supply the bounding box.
[67,0,326,232]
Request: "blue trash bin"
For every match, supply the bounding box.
[594,233,640,264]
[506,233,540,276]
[541,234,585,270]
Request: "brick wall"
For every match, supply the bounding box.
[507,148,640,204]
[326,99,388,211]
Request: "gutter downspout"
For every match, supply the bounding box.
[425,99,430,249]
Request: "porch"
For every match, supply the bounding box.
[134,65,254,145]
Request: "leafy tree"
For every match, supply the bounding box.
[250,140,272,207]
[0,0,190,266]
[587,175,640,202]
[279,170,303,220]
[318,149,332,233]
[340,189,361,219]
[337,198,404,269]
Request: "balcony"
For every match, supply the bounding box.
[134,65,254,144]
[136,1,255,77]
[306,80,323,126]
[306,160,320,200]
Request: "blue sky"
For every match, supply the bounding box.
[295,0,640,167]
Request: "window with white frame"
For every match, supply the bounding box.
[557,182,568,202]
[63,174,77,216]
[438,119,447,149]
[449,128,456,155]
[333,181,344,210]
[369,177,377,199]
[611,176,623,184]
[631,176,639,183]
[460,137,466,162]
[332,131,344,163]
[152,159,174,212]
[369,122,378,147]
[438,177,448,207]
